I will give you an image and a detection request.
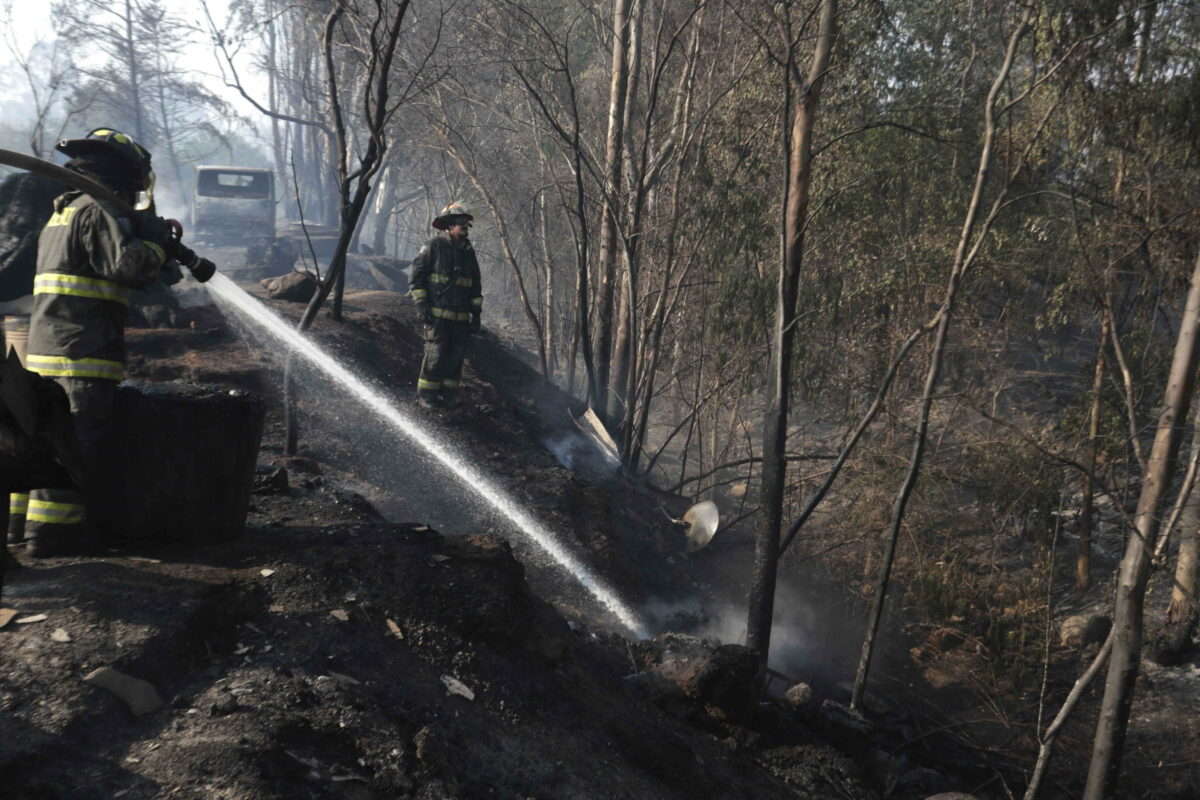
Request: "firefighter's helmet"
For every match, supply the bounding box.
[57,128,155,193]
[432,201,473,230]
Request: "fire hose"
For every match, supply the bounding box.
[0,147,215,282]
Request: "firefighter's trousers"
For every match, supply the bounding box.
[418,319,472,401]
[23,377,119,557]
[7,492,27,543]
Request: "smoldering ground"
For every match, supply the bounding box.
[642,574,861,684]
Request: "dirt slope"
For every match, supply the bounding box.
[0,285,980,799]
[4,520,861,798]
[124,289,699,624]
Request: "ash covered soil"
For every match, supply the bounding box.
[1,287,897,799]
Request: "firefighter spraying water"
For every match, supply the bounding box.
[1,130,215,557]
[0,140,647,637]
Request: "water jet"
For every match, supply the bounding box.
[204,273,648,638]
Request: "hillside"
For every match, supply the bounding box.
[0,285,984,799]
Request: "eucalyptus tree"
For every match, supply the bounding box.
[745,0,837,659]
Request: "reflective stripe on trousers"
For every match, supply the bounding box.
[25,377,119,547]
[27,495,86,525]
[418,320,471,396]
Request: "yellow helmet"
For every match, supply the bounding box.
[432,201,473,230]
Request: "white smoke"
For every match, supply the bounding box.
[542,430,620,481]
[643,579,845,679]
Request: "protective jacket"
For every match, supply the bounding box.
[26,191,166,381]
[409,235,482,321]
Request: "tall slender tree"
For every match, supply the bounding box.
[1085,250,1200,796]
[746,0,837,658]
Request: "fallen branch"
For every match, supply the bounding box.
[667,452,835,494]
[1023,631,1115,800]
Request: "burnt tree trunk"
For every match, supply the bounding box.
[1159,474,1200,660]
[594,0,632,421]
[608,0,644,433]
[124,0,145,144]
[284,0,410,453]
[745,0,836,659]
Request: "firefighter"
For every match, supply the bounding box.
[16,128,213,557]
[409,201,483,408]
[0,172,64,546]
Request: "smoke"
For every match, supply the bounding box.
[643,578,854,680]
[171,276,214,308]
[153,178,191,223]
[542,429,620,483]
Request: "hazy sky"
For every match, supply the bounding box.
[1,1,267,132]
[4,3,51,54]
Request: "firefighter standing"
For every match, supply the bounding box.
[0,172,64,545]
[409,202,483,408]
[14,128,213,557]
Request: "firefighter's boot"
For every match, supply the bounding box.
[7,493,27,544]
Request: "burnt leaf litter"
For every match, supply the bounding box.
[1,288,1001,799]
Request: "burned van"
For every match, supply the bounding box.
[192,166,275,245]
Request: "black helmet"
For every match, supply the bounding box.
[57,128,154,190]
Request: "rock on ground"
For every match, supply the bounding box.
[261,271,317,302]
[633,633,761,722]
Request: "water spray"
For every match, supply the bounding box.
[205,273,649,638]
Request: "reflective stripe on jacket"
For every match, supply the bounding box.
[27,191,164,377]
[408,235,483,320]
[34,273,131,305]
[24,354,125,381]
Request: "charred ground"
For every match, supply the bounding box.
[5,285,1184,799]
[0,287,902,799]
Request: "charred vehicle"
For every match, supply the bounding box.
[192,166,275,245]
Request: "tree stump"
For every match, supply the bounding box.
[115,383,264,544]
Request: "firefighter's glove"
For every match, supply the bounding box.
[135,211,171,252]
[469,312,481,334]
[418,301,434,326]
[160,260,184,286]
